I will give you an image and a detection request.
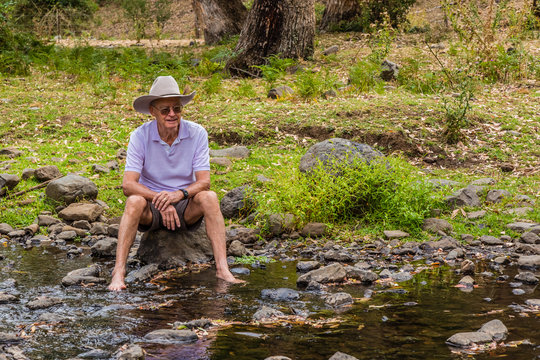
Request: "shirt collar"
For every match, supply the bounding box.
[150,118,190,142]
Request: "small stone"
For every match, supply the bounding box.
[520,232,539,244]
[383,230,409,239]
[268,86,294,99]
[253,306,285,321]
[459,276,475,287]
[471,178,496,186]
[300,222,327,237]
[57,231,77,240]
[478,319,508,341]
[230,267,250,275]
[512,289,525,295]
[325,292,353,307]
[422,218,453,233]
[500,163,514,172]
[323,45,339,56]
[461,259,475,275]
[116,148,127,160]
[329,352,359,360]
[228,240,247,257]
[117,344,145,360]
[27,296,62,309]
[525,299,540,307]
[0,293,18,304]
[72,220,91,230]
[105,160,119,171]
[144,329,198,344]
[480,235,503,246]
[514,271,539,284]
[92,164,110,174]
[77,349,110,359]
[21,168,35,180]
[486,189,511,203]
[518,255,540,268]
[35,165,62,182]
[89,222,108,235]
[261,288,300,302]
[0,223,14,235]
[296,261,320,272]
[209,146,250,159]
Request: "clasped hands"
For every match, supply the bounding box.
[152,190,185,231]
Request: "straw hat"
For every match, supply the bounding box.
[133,76,195,115]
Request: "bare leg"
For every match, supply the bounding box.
[184,191,244,283]
[108,195,153,291]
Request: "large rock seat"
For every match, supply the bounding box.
[136,220,213,269]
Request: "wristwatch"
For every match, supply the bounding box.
[179,188,189,199]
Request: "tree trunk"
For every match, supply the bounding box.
[319,0,361,32]
[226,0,315,77]
[191,0,247,45]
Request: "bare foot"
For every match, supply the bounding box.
[108,272,127,291]
[216,270,246,284]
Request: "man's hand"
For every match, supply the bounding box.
[152,190,182,211]
[160,204,181,230]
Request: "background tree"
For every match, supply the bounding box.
[319,0,361,32]
[192,0,247,45]
[226,0,315,77]
[319,0,416,32]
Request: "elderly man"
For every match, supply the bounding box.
[108,76,242,291]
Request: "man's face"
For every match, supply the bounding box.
[150,98,182,130]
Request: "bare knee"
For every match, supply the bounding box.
[124,195,148,216]
[193,191,219,207]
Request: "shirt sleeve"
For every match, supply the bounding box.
[125,129,145,173]
[192,127,210,172]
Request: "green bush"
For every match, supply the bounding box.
[202,73,223,95]
[252,54,296,86]
[348,59,383,92]
[256,156,444,234]
[295,68,340,99]
[397,57,446,94]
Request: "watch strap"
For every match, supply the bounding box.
[179,188,189,199]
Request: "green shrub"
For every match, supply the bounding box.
[256,156,444,234]
[441,80,474,144]
[295,68,341,99]
[202,73,223,95]
[348,59,383,92]
[397,57,446,93]
[234,79,257,98]
[252,54,296,86]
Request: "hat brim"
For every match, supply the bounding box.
[133,91,196,115]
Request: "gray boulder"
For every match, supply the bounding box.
[253,305,285,321]
[301,222,327,237]
[117,344,145,360]
[125,264,160,283]
[220,185,257,219]
[507,222,538,232]
[299,138,383,173]
[426,179,460,189]
[209,146,250,159]
[143,329,198,344]
[0,293,18,304]
[268,86,294,99]
[0,147,23,158]
[137,220,213,269]
[90,238,117,258]
[346,268,378,283]
[518,255,540,268]
[0,174,20,190]
[58,203,104,222]
[380,59,399,81]
[296,261,320,272]
[325,292,353,307]
[446,331,493,347]
[422,218,453,234]
[514,271,539,284]
[323,45,339,55]
[45,175,98,204]
[470,178,496,186]
[478,319,508,341]
[383,230,410,239]
[266,213,295,236]
[480,235,503,246]
[486,189,511,203]
[445,187,481,209]
[27,296,62,310]
[61,265,105,286]
[226,226,260,244]
[35,165,62,182]
[0,223,14,235]
[228,240,247,257]
[297,263,347,286]
[329,352,359,360]
[37,215,61,227]
[520,232,540,244]
[261,288,300,302]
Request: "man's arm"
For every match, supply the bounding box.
[151,170,211,210]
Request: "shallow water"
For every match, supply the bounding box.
[0,244,539,360]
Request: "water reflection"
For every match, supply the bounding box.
[0,245,538,360]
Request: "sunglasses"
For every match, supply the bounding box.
[152,105,182,116]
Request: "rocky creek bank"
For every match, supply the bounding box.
[0,142,539,359]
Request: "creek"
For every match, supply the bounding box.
[0,244,538,359]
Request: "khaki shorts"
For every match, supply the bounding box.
[138,198,203,233]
